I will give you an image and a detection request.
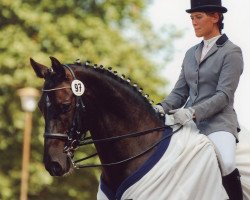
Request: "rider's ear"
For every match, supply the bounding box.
[30,58,50,78]
[50,56,66,78]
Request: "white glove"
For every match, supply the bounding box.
[153,105,165,116]
[169,108,195,125]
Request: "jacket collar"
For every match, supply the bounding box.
[195,34,228,64]
[216,34,228,46]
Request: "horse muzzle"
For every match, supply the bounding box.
[44,156,72,176]
[43,139,72,176]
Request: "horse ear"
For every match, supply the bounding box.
[50,56,65,77]
[30,58,49,78]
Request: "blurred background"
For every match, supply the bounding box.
[0,0,248,199]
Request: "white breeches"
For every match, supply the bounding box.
[208,131,236,176]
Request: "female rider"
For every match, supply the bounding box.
[155,0,244,199]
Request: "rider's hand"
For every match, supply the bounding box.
[169,108,195,125]
[153,105,165,116]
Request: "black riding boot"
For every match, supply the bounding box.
[222,168,243,200]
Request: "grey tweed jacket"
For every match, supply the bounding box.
[161,34,244,138]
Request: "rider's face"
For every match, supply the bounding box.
[190,12,220,40]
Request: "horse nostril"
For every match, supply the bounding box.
[51,161,63,176]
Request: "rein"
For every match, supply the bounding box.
[43,64,183,169]
[74,125,182,169]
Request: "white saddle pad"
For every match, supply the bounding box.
[97,117,230,200]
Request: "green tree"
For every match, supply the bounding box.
[0,0,181,199]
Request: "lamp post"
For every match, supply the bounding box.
[17,87,39,200]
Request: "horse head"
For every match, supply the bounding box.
[30,57,88,176]
[31,57,165,190]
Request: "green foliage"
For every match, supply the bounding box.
[0,0,181,199]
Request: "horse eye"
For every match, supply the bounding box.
[60,103,71,114]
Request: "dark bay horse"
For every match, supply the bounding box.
[30,57,172,195]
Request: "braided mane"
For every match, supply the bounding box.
[71,60,155,111]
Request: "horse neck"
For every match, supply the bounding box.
[78,67,164,191]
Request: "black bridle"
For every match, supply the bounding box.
[43,64,87,158]
[43,64,182,169]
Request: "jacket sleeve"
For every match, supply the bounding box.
[193,46,243,122]
[160,65,189,113]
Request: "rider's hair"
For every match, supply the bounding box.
[206,12,224,33]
